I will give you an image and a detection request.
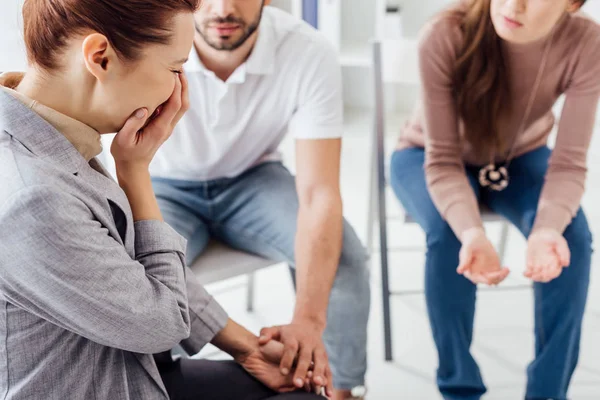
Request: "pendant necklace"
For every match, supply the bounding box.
[478,28,556,191]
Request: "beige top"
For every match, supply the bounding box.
[0,72,102,161]
[398,11,600,237]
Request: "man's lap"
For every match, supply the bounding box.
[153,162,367,268]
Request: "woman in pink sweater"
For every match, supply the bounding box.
[389,0,600,399]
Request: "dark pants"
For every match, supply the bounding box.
[158,357,325,400]
[389,146,592,400]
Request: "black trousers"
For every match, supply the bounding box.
[158,357,325,400]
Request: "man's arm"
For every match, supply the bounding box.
[258,142,341,395]
[259,35,344,394]
[293,138,343,329]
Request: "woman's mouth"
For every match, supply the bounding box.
[503,16,524,29]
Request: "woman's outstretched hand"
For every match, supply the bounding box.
[457,227,510,286]
[525,228,570,283]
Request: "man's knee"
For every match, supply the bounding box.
[339,221,369,270]
[331,221,370,303]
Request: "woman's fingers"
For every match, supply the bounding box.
[457,246,474,274]
[173,72,190,126]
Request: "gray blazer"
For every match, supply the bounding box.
[0,91,228,399]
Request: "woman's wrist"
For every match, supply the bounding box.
[115,164,163,221]
[211,319,257,364]
[115,162,150,184]
[460,226,486,243]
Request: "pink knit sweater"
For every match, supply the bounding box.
[398,10,600,237]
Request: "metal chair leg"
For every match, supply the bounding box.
[378,182,392,361]
[246,273,255,312]
[497,222,510,266]
[366,141,378,254]
[373,41,393,362]
[380,223,393,362]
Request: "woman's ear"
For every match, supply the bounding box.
[566,0,585,13]
[81,33,115,82]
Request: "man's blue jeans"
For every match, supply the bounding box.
[389,146,592,400]
[152,162,370,390]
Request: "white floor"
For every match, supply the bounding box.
[200,108,600,399]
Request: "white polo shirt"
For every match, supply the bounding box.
[149,6,343,181]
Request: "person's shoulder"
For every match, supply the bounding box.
[0,135,78,213]
[417,7,464,59]
[263,6,337,63]
[564,11,600,37]
[562,13,600,67]
[555,11,600,51]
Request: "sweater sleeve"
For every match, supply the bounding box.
[532,26,600,233]
[419,19,484,238]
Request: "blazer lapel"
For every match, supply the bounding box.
[0,91,136,257]
[135,354,169,397]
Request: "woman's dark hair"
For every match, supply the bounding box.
[448,0,586,155]
[22,0,201,71]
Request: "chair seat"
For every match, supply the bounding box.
[404,204,506,224]
[189,241,278,285]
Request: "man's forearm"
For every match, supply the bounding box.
[293,194,343,329]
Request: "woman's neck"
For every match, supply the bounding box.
[501,12,568,54]
[16,67,99,131]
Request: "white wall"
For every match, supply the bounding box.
[400,0,454,37]
[583,1,600,21]
[0,0,27,72]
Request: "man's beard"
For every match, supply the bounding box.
[197,3,264,51]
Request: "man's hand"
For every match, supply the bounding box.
[525,228,570,283]
[259,322,333,398]
[211,319,325,395]
[457,227,510,285]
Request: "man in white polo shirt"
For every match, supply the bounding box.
[150,1,370,398]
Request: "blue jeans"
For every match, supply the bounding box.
[389,147,592,400]
[152,162,370,390]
